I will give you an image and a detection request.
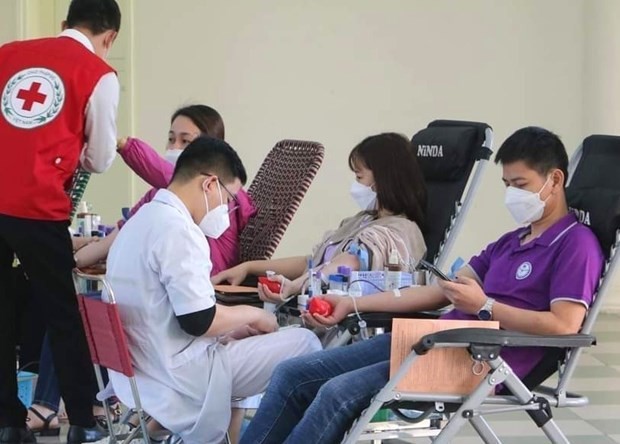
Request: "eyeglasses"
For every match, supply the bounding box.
[202,173,239,205]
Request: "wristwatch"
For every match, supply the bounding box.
[477,297,495,321]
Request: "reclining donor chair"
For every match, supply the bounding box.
[342,134,620,443]
[239,139,325,262]
[333,119,494,346]
[416,119,494,270]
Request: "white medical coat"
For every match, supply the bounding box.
[105,189,232,444]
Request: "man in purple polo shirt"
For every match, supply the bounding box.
[240,126,604,444]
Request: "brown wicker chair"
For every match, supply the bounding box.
[239,139,325,262]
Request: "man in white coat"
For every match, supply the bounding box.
[105,137,321,444]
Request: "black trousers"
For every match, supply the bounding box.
[0,214,95,427]
[13,266,46,374]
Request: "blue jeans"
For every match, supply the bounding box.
[240,333,391,444]
[33,333,108,412]
[32,333,61,411]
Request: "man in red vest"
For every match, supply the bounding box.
[0,1,121,443]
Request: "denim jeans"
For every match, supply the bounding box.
[240,333,391,444]
[32,333,61,411]
[33,333,108,412]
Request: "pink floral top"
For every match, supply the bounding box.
[118,137,257,275]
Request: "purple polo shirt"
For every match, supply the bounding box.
[441,212,603,381]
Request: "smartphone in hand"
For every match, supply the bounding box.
[417,259,453,282]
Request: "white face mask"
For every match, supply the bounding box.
[164,149,182,165]
[350,181,377,210]
[199,180,230,238]
[504,177,551,225]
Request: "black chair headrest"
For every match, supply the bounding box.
[567,135,620,256]
[412,120,491,183]
[411,120,492,263]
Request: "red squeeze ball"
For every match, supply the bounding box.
[258,276,282,293]
[308,297,333,316]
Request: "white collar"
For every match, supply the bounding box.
[153,189,195,222]
[58,29,95,53]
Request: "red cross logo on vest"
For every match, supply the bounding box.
[1,67,65,129]
[16,82,48,111]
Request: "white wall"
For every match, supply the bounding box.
[583,0,620,312]
[0,1,20,42]
[130,0,585,264]
[583,0,620,136]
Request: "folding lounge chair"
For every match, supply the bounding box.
[74,271,233,444]
[73,271,150,444]
[342,134,620,443]
[416,119,493,269]
[215,139,323,306]
[335,120,493,344]
[239,139,324,262]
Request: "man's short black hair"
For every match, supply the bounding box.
[66,0,121,34]
[172,137,247,185]
[494,126,569,184]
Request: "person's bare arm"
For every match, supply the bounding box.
[300,266,480,327]
[355,284,449,314]
[71,236,98,251]
[74,227,118,268]
[205,304,277,337]
[439,274,587,335]
[315,251,360,277]
[493,300,585,335]
[211,256,308,285]
[302,284,450,328]
[347,265,479,315]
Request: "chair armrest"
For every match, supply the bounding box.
[413,328,596,356]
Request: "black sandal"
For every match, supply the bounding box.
[26,406,60,437]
